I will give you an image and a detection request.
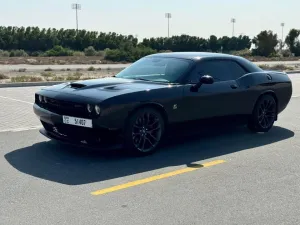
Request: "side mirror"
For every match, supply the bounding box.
[200,75,214,84]
[190,75,214,92]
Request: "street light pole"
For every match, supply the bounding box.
[165,13,172,38]
[231,18,236,37]
[281,22,285,50]
[72,3,81,32]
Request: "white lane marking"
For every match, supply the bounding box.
[0,95,33,105]
[0,126,42,133]
[292,95,299,98]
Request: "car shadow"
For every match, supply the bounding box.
[4,125,294,185]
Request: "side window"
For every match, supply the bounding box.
[226,61,247,80]
[187,60,247,83]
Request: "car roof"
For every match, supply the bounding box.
[145,51,263,73]
[145,52,238,61]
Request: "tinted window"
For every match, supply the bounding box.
[228,61,248,79]
[188,60,247,83]
[115,57,192,83]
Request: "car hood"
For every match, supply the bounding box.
[40,77,170,102]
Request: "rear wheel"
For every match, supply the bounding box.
[124,107,165,156]
[247,94,277,132]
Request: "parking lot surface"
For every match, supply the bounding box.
[1,75,300,225]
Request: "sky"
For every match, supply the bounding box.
[0,0,298,41]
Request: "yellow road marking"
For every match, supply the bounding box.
[91,159,225,196]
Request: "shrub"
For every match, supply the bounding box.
[104,46,157,62]
[0,50,10,57]
[30,51,44,57]
[231,48,252,57]
[10,49,28,57]
[66,72,82,80]
[84,46,97,56]
[95,51,105,57]
[0,74,9,79]
[18,68,27,72]
[87,66,95,71]
[281,49,292,57]
[73,51,85,56]
[45,45,73,57]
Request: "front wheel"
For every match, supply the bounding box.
[124,107,165,156]
[248,94,277,133]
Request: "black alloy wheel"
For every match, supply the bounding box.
[124,107,165,156]
[248,94,277,132]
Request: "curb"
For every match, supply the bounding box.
[0,71,299,88]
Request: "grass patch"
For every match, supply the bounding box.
[0,74,9,80]
[11,76,43,83]
[65,72,82,81]
[259,64,294,71]
[40,72,55,78]
[87,66,96,71]
[50,76,65,81]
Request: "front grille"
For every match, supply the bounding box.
[36,95,90,118]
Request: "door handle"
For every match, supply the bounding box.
[230,84,238,89]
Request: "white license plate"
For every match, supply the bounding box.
[62,115,93,128]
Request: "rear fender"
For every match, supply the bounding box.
[237,71,292,116]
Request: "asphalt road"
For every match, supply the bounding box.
[0,59,299,72]
[1,75,300,225]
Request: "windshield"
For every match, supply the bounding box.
[115,57,192,83]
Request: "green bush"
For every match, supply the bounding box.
[0,50,10,57]
[0,74,9,79]
[45,45,73,57]
[95,51,105,57]
[104,46,157,62]
[87,66,95,71]
[9,49,28,57]
[73,51,85,56]
[231,48,252,57]
[281,49,292,57]
[84,46,97,56]
[30,51,44,57]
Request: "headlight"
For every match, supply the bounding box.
[87,104,92,113]
[95,105,101,115]
[38,95,43,102]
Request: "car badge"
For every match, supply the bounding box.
[173,104,177,110]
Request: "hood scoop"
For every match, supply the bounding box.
[68,82,87,89]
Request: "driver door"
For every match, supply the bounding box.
[182,59,247,122]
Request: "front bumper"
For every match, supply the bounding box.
[33,103,123,150]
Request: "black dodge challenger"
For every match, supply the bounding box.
[33,52,293,155]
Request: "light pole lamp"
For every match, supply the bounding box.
[231,18,236,37]
[165,13,172,38]
[72,3,81,32]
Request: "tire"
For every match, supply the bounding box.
[247,94,277,133]
[124,107,165,156]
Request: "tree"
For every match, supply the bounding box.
[285,29,300,56]
[252,30,279,56]
[207,35,220,52]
